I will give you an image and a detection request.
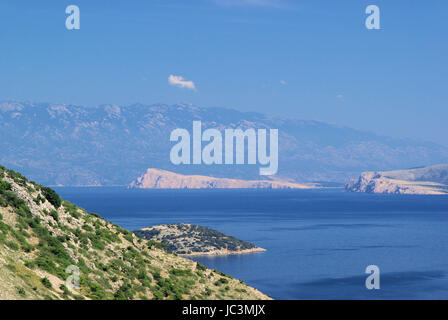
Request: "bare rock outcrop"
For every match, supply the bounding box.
[346,165,448,195]
[130,168,314,190]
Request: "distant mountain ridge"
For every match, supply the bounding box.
[129,168,314,189]
[345,164,448,195]
[1,100,448,186]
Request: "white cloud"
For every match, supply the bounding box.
[280,80,286,85]
[168,75,196,91]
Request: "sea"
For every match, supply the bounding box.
[54,187,448,300]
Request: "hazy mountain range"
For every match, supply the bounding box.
[1,100,448,186]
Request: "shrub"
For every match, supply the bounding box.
[49,210,59,223]
[214,277,229,286]
[34,195,45,205]
[90,236,105,250]
[147,240,167,250]
[82,224,93,232]
[95,228,120,244]
[41,187,62,208]
[59,284,71,297]
[84,280,108,300]
[56,234,70,243]
[114,283,135,300]
[17,287,26,297]
[6,169,28,186]
[0,221,10,233]
[169,268,194,277]
[63,201,81,219]
[31,226,75,278]
[0,188,30,213]
[213,268,231,278]
[41,277,52,289]
[5,241,19,251]
[0,180,12,192]
[196,263,207,272]
[121,230,134,243]
[10,229,32,251]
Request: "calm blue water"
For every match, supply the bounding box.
[55,188,448,300]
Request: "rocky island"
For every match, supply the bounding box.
[345,164,448,195]
[134,224,266,256]
[129,168,314,189]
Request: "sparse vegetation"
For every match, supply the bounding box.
[134,223,262,255]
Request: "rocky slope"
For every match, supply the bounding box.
[2,101,448,185]
[134,224,266,256]
[345,164,448,195]
[130,168,313,189]
[0,165,270,300]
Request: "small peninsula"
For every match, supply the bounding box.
[345,164,448,195]
[129,168,314,189]
[134,224,266,256]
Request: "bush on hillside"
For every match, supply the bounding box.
[41,187,62,208]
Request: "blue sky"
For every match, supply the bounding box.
[0,0,447,145]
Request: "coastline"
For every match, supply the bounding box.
[179,247,267,257]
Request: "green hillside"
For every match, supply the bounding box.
[0,165,269,300]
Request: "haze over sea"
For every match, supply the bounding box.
[55,188,448,299]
